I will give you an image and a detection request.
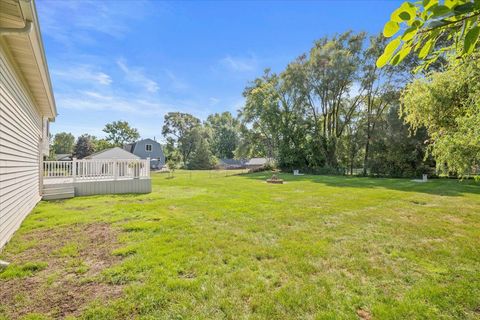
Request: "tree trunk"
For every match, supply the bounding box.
[363,132,371,176]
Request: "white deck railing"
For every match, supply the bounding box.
[43,158,150,181]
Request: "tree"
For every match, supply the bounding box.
[360,35,401,174]
[73,134,95,159]
[205,112,240,159]
[377,0,480,70]
[93,139,113,152]
[304,31,366,167]
[166,149,181,177]
[186,128,217,169]
[401,55,480,177]
[103,121,140,147]
[368,105,433,177]
[241,65,310,169]
[52,132,75,155]
[162,112,201,164]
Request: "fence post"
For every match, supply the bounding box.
[147,157,151,178]
[72,158,77,182]
[113,160,118,180]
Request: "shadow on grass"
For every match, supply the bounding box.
[237,171,480,197]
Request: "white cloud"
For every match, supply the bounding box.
[165,70,189,92]
[58,91,162,114]
[37,0,153,45]
[220,55,257,72]
[56,89,210,119]
[116,59,159,93]
[209,97,220,105]
[52,66,112,85]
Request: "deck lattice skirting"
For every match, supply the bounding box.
[42,158,152,199]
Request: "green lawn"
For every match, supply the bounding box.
[1,171,480,319]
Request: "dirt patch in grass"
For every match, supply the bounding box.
[0,223,124,319]
[356,308,372,320]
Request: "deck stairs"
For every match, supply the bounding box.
[42,182,75,200]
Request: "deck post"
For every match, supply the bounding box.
[72,158,77,182]
[147,157,151,177]
[113,160,118,180]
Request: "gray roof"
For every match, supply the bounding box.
[219,159,247,166]
[86,147,140,160]
[55,153,72,161]
[245,158,270,166]
[123,143,135,153]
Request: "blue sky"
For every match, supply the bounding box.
[37,0,402,141]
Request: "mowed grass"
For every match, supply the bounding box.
[1,171,480,319]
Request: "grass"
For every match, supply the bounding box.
[1,170,480,319]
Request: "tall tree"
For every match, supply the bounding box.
[103,121,140,147]
[369,105,433,177]
[241,66,308,168]
[162,112,201,164]
[304,31,366,167]
[186,127,217,169]
[401,55,480,177]
[73,134,95,159]
[93,139,113,152]
[205,112,240,159]
[52,132,75,155]
[360,35,401,174]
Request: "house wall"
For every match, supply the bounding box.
[0,44,45,249]
[133,139,165,168]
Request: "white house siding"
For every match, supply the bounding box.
[0,45,43,249]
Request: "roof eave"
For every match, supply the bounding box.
[18,0,57,119]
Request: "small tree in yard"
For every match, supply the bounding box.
[166,150,181,178]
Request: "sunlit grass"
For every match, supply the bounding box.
[1,171,480,319]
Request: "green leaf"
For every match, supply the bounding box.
[391,45,412,65]
[383,21,400,38]
[419,37,435,58]
[423,0,438,11]
[376,38,402,68]
[430,5,451,18]
[464,26,480,54]
[391,2,417,24]
[444,0,458,9]
[402,26,418,41]
[454,2,474,14]
[376,53,391,68]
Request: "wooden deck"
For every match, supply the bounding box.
[42,159,152,199]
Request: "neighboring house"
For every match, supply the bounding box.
[85,147,140,160]
[0,0,57,248]
[55,154,72,161]
[245,158,271,170]
[124,138,165,169]
[218,159,247,169]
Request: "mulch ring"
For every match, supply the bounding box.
[0,223,125,319]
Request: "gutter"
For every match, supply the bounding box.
[0,20,32,36]
[0,0,57,119]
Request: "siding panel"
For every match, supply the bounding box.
[0,46,43,249]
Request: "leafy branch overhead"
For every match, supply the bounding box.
[377,0,480,71]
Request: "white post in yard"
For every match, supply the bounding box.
[147,157,151,177]
[113,160,118,180]
[72,158,77,182]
